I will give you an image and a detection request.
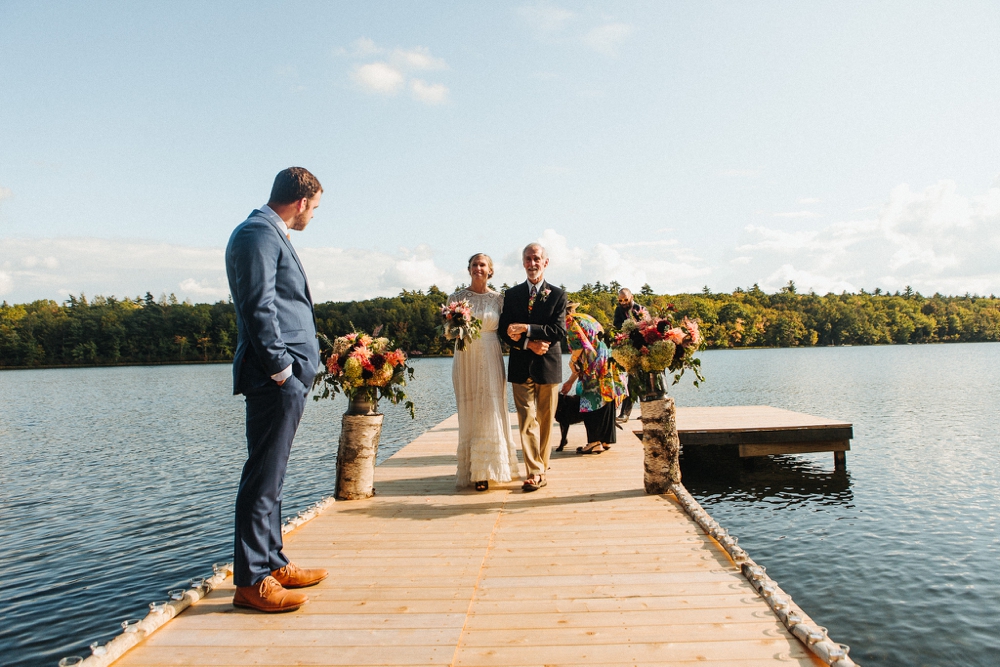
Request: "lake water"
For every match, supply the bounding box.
[1,344,998,666]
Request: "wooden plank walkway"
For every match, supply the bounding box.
[113,414,823,666]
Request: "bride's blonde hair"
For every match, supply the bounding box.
[468,253,494,279]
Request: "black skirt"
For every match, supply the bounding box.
[582,401,617,445]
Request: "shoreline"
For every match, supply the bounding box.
[2,339,996,372]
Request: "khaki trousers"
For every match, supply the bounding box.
[512,379,560,477]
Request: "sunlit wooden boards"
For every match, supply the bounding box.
[112,412,822,666]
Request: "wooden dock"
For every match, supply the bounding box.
[671,406,853,468]
[111,414,825,667]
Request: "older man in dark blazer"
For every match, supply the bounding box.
[498,243,567,492]
[225,167,328,613]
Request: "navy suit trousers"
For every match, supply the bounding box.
[233,375,308,587]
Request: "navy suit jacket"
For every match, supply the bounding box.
[225,209,320,395]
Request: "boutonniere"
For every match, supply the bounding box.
[528,285,551,313]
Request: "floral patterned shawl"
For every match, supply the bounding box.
[566,313,625,412]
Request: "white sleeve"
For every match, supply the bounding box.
[271,364,293,382]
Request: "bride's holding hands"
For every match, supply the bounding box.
[450,254,520,491]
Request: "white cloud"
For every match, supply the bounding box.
[351,62,405,95]
[725,179,1000,294]
[517,5,574,33]
[0,187,11,202]
[489,229,711,293]
[346,41,449,103]
[178,278,229,299]
[0,238,226,303]
[342,37,382,57]
[0,237,461,304]
[772,210,822,219]
[298,245,455,301]
[410,79,449,105]
[20,255,59,269]
[391,46,447,71]
[762,264,857,295]
[582,22,633,56]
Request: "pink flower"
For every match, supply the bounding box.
[665,328,685,345]
[683,317,701,347]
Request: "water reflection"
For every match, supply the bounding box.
[680,446,854,504]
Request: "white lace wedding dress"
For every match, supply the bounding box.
[450,289,520,488]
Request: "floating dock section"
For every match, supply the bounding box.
[675,406,853,468]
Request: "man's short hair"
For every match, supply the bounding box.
[522,243,547,259]
[269,167,323,205]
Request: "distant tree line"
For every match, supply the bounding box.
[2,281,999,368]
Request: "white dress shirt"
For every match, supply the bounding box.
[260,204,294,384]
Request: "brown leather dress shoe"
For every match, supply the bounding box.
[271,562,329,588]
[233,575,308,613]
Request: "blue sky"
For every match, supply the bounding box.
[2,1,999,303]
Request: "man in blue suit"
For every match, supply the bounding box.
[225,167,328,613]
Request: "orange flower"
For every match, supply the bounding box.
[665,328,685,345]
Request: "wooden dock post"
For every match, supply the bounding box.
[639,396,681,493]
[834,449,847,470]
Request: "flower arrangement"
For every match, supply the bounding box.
[611,309,705,396]
[437,300,482,352]
[312,326,415,418]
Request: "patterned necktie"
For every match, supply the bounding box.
[528,285,537,313]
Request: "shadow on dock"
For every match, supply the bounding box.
[337,487,649,519]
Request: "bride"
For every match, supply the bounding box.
[450,253,520,491]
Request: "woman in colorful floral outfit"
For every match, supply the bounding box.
[560,302,625,454]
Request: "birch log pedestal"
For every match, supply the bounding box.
[639,395,681,493]
[335,397,383,500]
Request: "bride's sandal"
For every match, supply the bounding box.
[474,481,489,492]
[576,442,604,455]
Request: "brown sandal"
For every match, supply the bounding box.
[522,475,546,492]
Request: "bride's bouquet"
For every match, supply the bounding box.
[437,299,482,352]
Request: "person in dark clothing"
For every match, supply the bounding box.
[612,288,645,421]
[613,287,645,328]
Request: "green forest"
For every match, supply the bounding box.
[2,282,999,368]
